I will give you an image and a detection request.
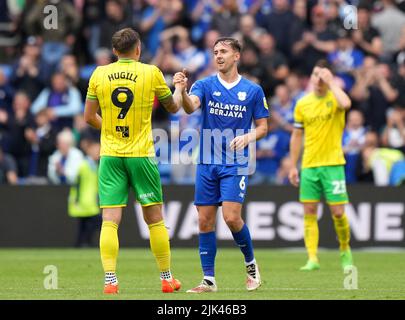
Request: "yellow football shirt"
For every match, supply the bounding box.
[86,58,172,157]
[294,90,346,168]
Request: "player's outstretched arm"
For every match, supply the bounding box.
[173,69,201,114]
[288,128,303,187]
[84,98,102,130]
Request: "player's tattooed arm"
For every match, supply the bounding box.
[84,98,102,130]
[160,95,181,114]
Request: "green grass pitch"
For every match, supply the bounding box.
[1,248,405,300]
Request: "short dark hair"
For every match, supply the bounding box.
[213,37,242,52]
[314,59,332,70]
[358,2,372,11]
[112,28,140,54]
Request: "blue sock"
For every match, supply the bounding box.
[232,224,254,263]
[199,232,217,277]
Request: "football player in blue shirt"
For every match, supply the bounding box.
[173,37,269,293]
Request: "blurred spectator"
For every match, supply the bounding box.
[352,3,383,58]
[72,114,100,152]
[68,139,101,248]
[371,0,405,60]
[246,0,272,29]
[251,118,290,184]
[289,0,308,54]
[326,1,343,35]
[152,37,177,77]
[48,128,84,185]
[211,0,241,36]
[0,146,18,185]
[328,28,364,92]
[24,0,81,70]
[292,4,337,75]
[343,109,367,183]
[381,109,405,153]
[98,0,133,50]
[0,67,14,114]
[153,26,206,80]
[391,56,405,117]
[94,47,113,66]
[10,36,46,101]
[232,14,267,48]
[271,84,295,133]
[256,33,289,94]
[264,0,295,57]
[0,0,21,63]
[351,56,398,133]
[239,45,272,92]
[131,0,147,29]
[140,0,185,56]
[169,108,201,184]
[81,0,106,62]
[198,29,221,78]
[25,109,57,178]
[395,25,405,64]
[79,47,113,82]
[31,72,83,132]
[58,54,88,100]
[360,131,404,186]
[275,155,293,185]
[285,71,306,104]
[4,91,35,178]
[186,0,219,43]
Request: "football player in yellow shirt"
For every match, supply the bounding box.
[84,28,183,294]
[289,60,353,271]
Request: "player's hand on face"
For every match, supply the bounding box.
[230,134,249,151]
[319,68,333,86]
[288,167,300,187]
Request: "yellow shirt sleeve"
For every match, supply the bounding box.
[332,93,343,114]
[293,99,304,129]
[86,67,99,100]
[153,66,172,101]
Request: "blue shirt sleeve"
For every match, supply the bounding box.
[189,80,204,103]
[253,87,269,120]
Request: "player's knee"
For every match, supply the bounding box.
[142,204,163,225]
[198,216,216,232]
[102,208,122,225]
[223,215,244,232]
[330,205,344,217]
[303,203,318,215]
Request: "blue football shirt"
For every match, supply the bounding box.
[190,74,269,166]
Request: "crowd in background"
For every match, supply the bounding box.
[1,0,405,187]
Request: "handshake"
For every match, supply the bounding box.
[173,68,188,92]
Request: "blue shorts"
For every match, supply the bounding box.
[194,164,248,206]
